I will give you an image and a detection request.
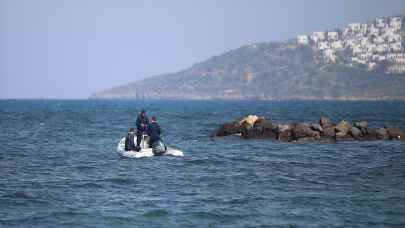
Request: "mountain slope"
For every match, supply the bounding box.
[91,42,405,100]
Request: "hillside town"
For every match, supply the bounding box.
[297,15,405,74]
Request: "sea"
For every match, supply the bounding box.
[1,100,405,227]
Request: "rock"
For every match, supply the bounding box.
[278,129,291,142]
[349,127,362,139]
[354,121,368,129]
[213,121,241,137]
[275,124,291,141]
[263,128,277,138]
[319,117,331,127]
[261,122,273,132]
[212,115,401,143]
[239,115,259,129]
[363,130,378,140]
[253,118,268,131]
[375,128,389,140]
[291,123,320,140]
[262,121,277,138]
[242,128,263,139]
[245,118,277,139]
[277,124,290,132]
[386,127,402,140]
[310,124,323,133]
[336,120,352,136]
[354,121,368,135]
[336,134,354,141]
[323,126,336,138]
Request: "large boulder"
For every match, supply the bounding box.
[375,128,389,140]
[336,120,352,137]
[323,126,336,138]
[363,130,378,140]
[354,121,368,128]
[310,124,323,133]
[319,117,331,127]
[354,121,368,135]
[278,129,291,142]
[261,121,277,139]
[241,117,278,139]
[386,127,402,140]
[213,121,241,137]
[291,123,320,140]
[242,128,263,139]
[253,118,268,131]
[239,115,259,130]
[276,124,292,142]
[349,127,363,139]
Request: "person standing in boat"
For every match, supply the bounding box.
[147,116,162,147]
[135,110,150,147]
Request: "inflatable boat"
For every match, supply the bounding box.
[116,135,184,158]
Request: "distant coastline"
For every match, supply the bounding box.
[92,14,405,101]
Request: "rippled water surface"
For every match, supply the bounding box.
[1,100,405,227]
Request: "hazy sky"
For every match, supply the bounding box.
[1,0,405,98]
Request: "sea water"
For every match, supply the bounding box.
[1,100,405,227]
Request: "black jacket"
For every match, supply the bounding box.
[136,115,150,132]
[147,122,161,146]
[125,134,136,151]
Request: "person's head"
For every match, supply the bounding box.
[141,110,146,117]
[151,116,157,122]
[128,127,135,135]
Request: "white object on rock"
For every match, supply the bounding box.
[239,115,259,126]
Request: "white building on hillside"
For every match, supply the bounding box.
[328,31,339,40]
[297,35,309,45]
[387,53,405,60]
[390,42,402,52]
[375,44,389,53]
[383,27,397,36]
[387,34,402,43]
[376,18,387,27]
[348,23,361,32]
[390,17,402,30]
[373,36,385,44]
[368,27,380,36]
[317,41,329,50]
[345,39,358,48]
[331,40,344,49]
[311,32,326,42]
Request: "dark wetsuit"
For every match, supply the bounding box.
[135,114,149,147]
[147,122,162,147]
[124,134,136,151]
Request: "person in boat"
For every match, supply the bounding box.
[124,128,137,151]
[147,116,161,146]
[135,110,150,147]
[147,116,166,155]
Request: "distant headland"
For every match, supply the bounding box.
[91,14,405,100]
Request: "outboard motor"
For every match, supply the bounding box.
[152,140,167,156]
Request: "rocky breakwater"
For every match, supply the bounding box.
[212,115,405,142]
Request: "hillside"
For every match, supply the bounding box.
[91,41,405,100]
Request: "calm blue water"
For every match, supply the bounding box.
[1,100,405,227]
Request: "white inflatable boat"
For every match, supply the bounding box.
[116,135,184,158]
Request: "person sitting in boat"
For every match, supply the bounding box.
[147,116,161,146]
[124,128,137,151]
[135,110,149,147]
